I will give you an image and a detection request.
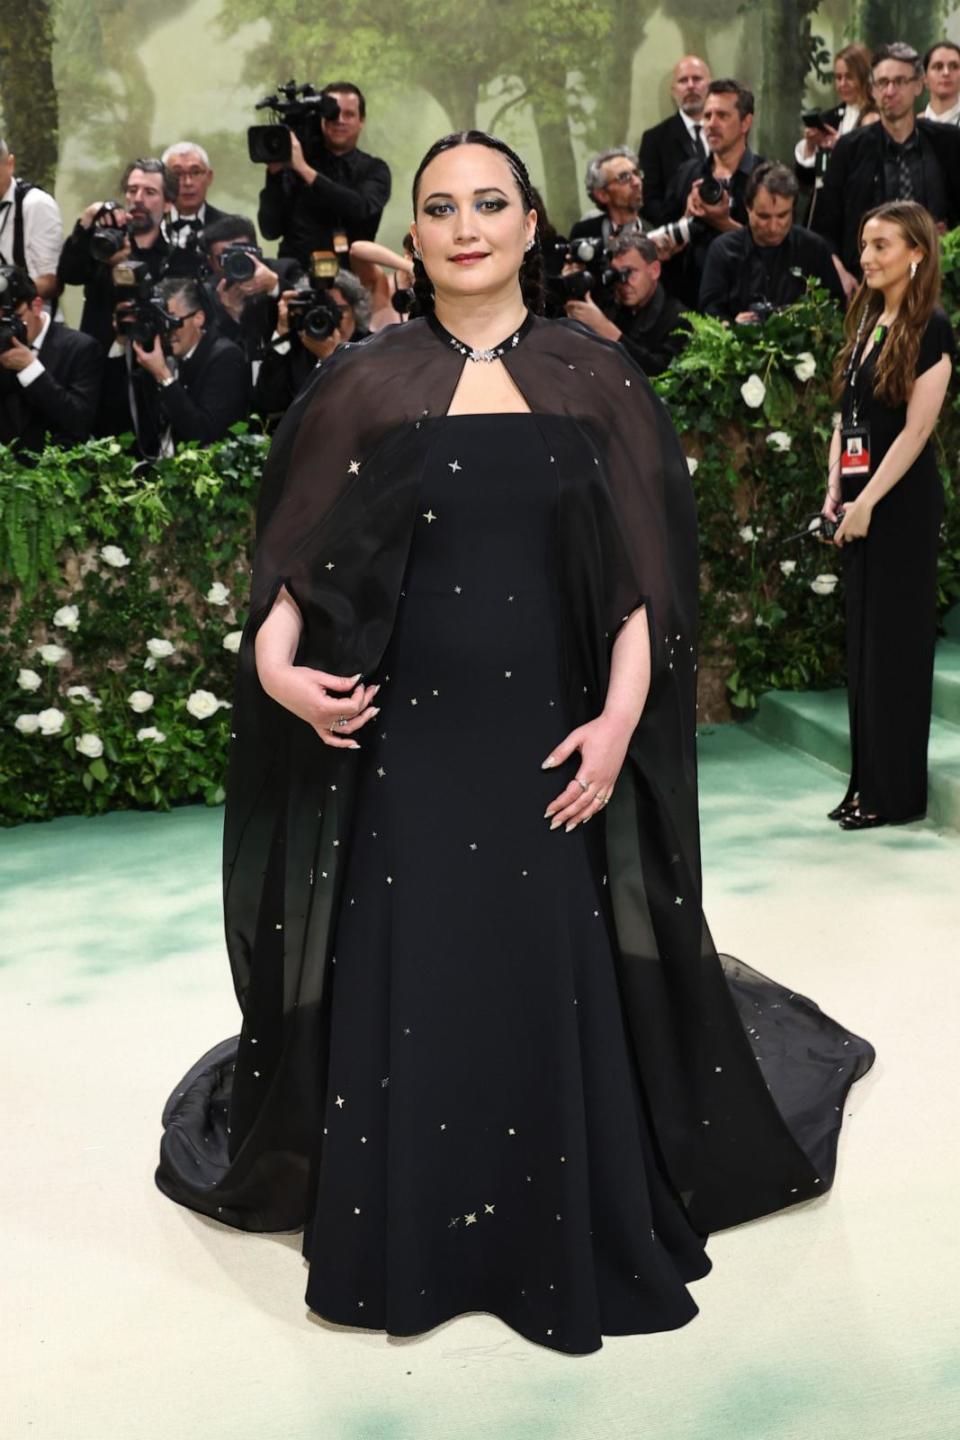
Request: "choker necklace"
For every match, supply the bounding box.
[428,311,531,363]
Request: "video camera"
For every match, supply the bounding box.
[285,250,344,342]
[0,268,30,354]
[112,267,185,348]
[552,237,619,303]
[248,79,340,165]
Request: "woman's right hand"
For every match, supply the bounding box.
[822,492,842,523]
[259,664,380,748]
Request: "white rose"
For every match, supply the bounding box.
[17,668,42,691]
[146,638,175,659]
[766,431,792,452]
[75,733,104,759]
[206,582,230,606]
[686,456,699,476]
[794,352,817,382]
[53,604,80,631]
[100,544,130,568]
[144,657,157,672]
[739,525,756,543]
[137,726,167,743]
[14,714,41,734]
[128,690,154,714]
[811,573,839,596]
[222,630,243,654]
[67,685,93,703]
[779,559,797,576]
[37,643,68,664]
[740,374,766,408]
[37,707,65,735]
[186,689,223,720]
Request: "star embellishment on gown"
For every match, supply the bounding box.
[448,459,462,473]
[348,460,360,475]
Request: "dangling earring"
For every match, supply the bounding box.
[910,259,919,279]
[412,246,423,261]
[524,238,534,253]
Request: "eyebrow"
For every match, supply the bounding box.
[422,187,511,202]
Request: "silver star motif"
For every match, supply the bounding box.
[348,460,360,475]
[508,1127,516,1136]
[387,876,393,885]
[469,842,477,851]
[504,670,512,678]
[422,510,437,524]
[381,1077,390,1087]
[624,378,631,387]
[453,585,462,595]
[484,1203,495,1215]
[675,896,683,906]
[440,1123,446,1131]
[360,1136,367,1144]
[411,697,418,705]
[335,1095,345,1108]
[507,594,514,602]
[464,1213,477,1226]
[448,1217,460,1228]
[325,561,335,571]
[353,1206,361,1214]
[432,688,439,696]
[377,767,386,778]
[547,1328,553,1337]
[448,459,462,473]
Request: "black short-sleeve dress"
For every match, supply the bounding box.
[839,306,956,820]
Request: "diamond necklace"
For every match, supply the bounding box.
[445,328,523,363]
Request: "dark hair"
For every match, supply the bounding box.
[834,43,877,117]
[872,42,923,80]
[410,131,544,315]
[706,79,755,119]
[201,213,258,249]
[158,276,206,316]
[923,39,960,69]
[0,264,37,306]
[745,161,799,208]
[121,157,178,204]
[321,82,366,119]
[833,201,940,408]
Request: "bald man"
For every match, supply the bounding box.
[639,55,712,226]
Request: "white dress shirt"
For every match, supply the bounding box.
[795,105,862,168]
[678,110,709,159]
[922,98,960,126]
[16,311,51,388]
[0,175,63,278]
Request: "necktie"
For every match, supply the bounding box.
[693,124,706,157]
[896,145,914,200]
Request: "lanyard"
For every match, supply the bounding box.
[845,314,886,425]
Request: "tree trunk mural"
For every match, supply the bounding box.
[0,0,58,192]
[856,1,949,56]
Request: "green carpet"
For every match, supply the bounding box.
[2,724,957,1440]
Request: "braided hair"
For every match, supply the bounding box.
[410,131,545,316]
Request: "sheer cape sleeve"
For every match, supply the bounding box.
[156,316,874,1234]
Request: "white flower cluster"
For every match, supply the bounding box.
[810,574,839,596]
[740,374,766,408]
[100,545,130,569]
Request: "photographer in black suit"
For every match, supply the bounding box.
[660,79,764,307]
[162,143,227,278]
[813,43,960,277]
[254,268,370,426]
[201,214,302,364]
[257,83,391,270]
[563,228,689,377]
[57,158,176,354]
[700,162,845,321]
[639,56,712,226]
[0,267,103,452]
[569,147,645,248]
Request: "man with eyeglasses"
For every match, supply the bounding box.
[563,227,689,378]
[813,41,960,274]
[569,148,646,249]
[162,143,226,275]
[99,277,250,452]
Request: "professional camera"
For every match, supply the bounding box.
[285,250,344,341]
[645,216,698,249]
[89,201,133,262]
[0,269,28,354]
[739,299,782,325]
[248,79,340,164]
[698,172,730,208]
[555,266,620,301]
[112,272,184,348]
[218,242,263,285]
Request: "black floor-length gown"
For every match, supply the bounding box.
[157,314,875,1355]
[840,307,956,820]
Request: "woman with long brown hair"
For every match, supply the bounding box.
[796,42,878,227]
[826,200,954,828]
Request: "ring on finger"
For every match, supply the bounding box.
[335,716,350,728]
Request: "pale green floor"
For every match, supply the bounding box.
[2,725,959,1440]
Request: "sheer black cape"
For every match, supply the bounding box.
[156,314,874,1234]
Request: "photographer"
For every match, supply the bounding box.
[569,148,644,248]
[699,162,845,322]
[661,80,764,306]
[0,266,102,452]
[639,56,712,227]
[57,158,175,354]
[254,268,370,426]
[0,138,63,308]
[563,228,689,377]
[201,214,302,363]
[98,278,250,453]
[256,83,391,270]
[162,143,226,276]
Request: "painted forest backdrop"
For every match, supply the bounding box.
[3,1,960,264]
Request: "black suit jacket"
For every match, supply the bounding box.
[206,256,304,360]
[258,144,391,267]
[812,118,960,272]
[639,112,705,226]
[662,149,765,306]
[160,331,251,445]
[0,322,103,452]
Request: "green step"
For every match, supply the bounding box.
[749,686,960,832]
[932,640,960,726]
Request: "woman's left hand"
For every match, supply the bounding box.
[542,714,634,831]
[833,497,873,545]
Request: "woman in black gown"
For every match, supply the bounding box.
[157,133,874,1354]
[826,201,954,829]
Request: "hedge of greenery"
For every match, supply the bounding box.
[3,266,960,824]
